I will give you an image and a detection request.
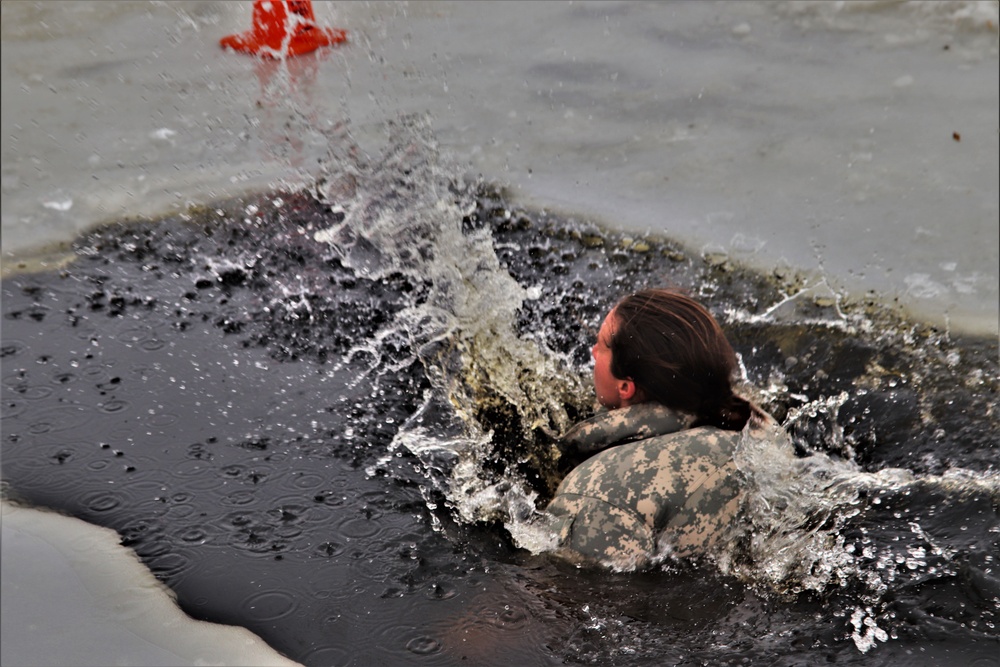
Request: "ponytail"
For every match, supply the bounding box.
[692,392,755,431]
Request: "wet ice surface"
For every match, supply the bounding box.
[1,500,299,667]
[1,1,997,333]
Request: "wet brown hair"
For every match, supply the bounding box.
[609,288,755,431]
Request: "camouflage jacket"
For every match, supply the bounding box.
[546,402,770,569]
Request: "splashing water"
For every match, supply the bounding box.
[311,116,589,527]
[211,120,1000,659]
[302,122,1000,655]
[709,334,1000,652]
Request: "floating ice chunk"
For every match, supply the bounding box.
[952,272,980,295]
[730,232,766,255]
[42,198,73,212]
[150,128,177,141]
[904,273,946,298]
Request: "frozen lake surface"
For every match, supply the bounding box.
[1,500,299,666]
[2,1,998,333]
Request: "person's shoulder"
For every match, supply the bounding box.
[560,402,688,454]
[645,424,742,457]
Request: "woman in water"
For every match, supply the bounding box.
[546,288,773,568]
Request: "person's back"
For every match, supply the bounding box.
[544,289,770,568]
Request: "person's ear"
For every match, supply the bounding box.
[618,378,639,405]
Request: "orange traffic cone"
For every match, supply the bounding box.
[220,0,347,58]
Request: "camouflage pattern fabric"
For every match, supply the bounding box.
[558,402,690,456]
[546,402,773,568]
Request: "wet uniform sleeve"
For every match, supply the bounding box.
[546,495,655,569]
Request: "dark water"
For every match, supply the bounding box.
[2,124,998,666]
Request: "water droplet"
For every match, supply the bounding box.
[405,636,441,655]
